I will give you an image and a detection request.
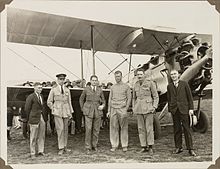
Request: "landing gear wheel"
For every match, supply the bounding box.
[192,110,209,133]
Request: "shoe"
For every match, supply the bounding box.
[110,148,116,152]
[148,148,153,155]
[58,149,64,155]
[122,147,128,152]
[23,134,28,139]
[173,148,183,154]
[189,150,196,156]
[86,149,92,154]
[38,152,45,156]
[7,136,12,140]
[92,147,97,151]
[140,148,148,153]
[64,147,71,153]
[7,131,11,140]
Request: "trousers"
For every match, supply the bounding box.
[172,109,193,150]
[85,116,101,149]
[54,116,69,149]
[29,115,45,155]
[137,113,154,147]
[110,107,128,148]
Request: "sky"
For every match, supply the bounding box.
[1,0,219,85]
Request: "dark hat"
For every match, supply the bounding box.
[56,73,67,78]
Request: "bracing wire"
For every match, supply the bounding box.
[95,54,112,72]
[94,27,135,69]
[32,45,80,79]
[7,47,55,80]
[86,50,91,76]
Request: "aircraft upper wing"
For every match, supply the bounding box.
[7,7,192,55]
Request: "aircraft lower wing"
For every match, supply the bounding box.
[7,86,110,108]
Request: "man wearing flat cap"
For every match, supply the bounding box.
[47,73,74,155]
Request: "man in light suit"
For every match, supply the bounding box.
[25,82,47,158]
[79,75,105,153]
[47,73,74,155]
[167,69,196,156]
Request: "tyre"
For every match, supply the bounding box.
[153,114,161,140]
[192,110,209,133]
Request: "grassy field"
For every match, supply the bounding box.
[7,99,212,164]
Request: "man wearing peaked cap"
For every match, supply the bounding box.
[47,73,74,155]
[56,73,67,78]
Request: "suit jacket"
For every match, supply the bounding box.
[79,86,106,118]
[25,92,47,124]
[167,80,194,115]
[47,85,73,118]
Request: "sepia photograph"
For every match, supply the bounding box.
[0,1,220,169]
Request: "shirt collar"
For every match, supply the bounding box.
[138,80,144,85]
[35,92,40,97]
[116,81,123,85]
[173,80,179,84]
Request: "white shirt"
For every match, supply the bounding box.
[35,92,42,105]
[92,86,96,91]
[59,85,65,93]
[173,80,179,88]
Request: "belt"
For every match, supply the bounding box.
[54,100,69,104]
[86,100,99,103]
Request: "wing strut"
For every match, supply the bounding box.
[128,53,132,82]
[91,25,95,75]
[152,34,166,51]
[80,40,84,80]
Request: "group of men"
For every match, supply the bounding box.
[24,68,196,159]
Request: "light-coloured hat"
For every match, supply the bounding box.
[190,114,198,127]
[56,73,66,78]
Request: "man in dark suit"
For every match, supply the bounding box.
[25,82,47,158]
[167,69,196,156]
[79,75,105,153]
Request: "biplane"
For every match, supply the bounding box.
[6,7,212,138]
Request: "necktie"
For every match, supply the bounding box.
[61,85,64,94]
[140,81,143,86]
[38,94,42,105]
[93,86,95,92]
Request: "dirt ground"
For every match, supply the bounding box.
[7,99,212,164]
